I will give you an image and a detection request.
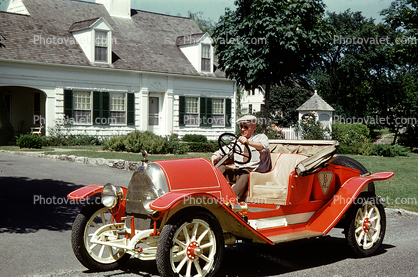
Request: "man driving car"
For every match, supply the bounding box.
[211,115,271,202]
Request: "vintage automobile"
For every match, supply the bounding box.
[67,133,394,276]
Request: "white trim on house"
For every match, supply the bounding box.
[0,59,235,139]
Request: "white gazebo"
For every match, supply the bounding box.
[296,90,335,131]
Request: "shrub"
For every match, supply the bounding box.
[16,134,43,149]
[370,144,410,157]
[332,122,371,146]
[187,141,218,152]
[182,134,208,143]
[43,117,104,146]
[103,131,189,154]
[295,113,330,140]
[103,136,126,152]
[164,133,189,154]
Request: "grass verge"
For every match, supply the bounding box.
[346,154,418,212]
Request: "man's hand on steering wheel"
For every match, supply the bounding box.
[214,133,252,168]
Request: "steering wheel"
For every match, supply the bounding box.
[217,133,252,166]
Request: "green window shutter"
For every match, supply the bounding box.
[63,89,73,119]
[200,97,212,127]
[102,91,109,125]
[179,96,185,126]
[225,98,232,127]
[93,91,101,125]
[127,93,135,125]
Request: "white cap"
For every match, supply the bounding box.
[236,115,257,124]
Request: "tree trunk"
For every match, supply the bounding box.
[262,84,270,134]
[392,127,399,145]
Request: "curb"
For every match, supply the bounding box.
[385,207,418,217]
[0,149,141,171]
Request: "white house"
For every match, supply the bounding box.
[0,0,236,140]
[241,86,265,114]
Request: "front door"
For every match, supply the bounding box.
[148,97,159,134]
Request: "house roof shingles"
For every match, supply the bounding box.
[0,0,226,78]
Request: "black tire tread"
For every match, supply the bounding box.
[332,155,375,194]
[346,193,386,257]
[71,204,130,271]
[156,208,224,277]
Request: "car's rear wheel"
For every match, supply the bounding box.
[156,209,224,277]
[71,203,130,271]
[346,193,386,257]
[332,156,375,194]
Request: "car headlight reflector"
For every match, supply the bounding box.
[101,183,122,208]
[142,186,160,214]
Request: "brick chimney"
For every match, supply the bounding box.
[96,0,131,18]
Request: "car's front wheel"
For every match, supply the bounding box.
[156,208,224,277]
[346,193,386,257]
[71,203,130,271]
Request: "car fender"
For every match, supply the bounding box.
[67,185,127,222]
[151,192,273,245]
[307,172,394,234]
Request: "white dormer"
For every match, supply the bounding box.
[0,0,29,15]
[177,33,214,74]
[96,0,131,18]
[69,17,114,64]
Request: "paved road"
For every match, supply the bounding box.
[1,153,417,277]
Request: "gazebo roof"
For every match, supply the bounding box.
[297,91,335,112]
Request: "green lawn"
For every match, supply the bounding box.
[346,154,418,212]
[1,145,416,212]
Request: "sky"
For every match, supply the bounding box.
[130,0,395,23]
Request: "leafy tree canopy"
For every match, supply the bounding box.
[213,0,330,90]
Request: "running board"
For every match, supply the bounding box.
[268,230,323,244]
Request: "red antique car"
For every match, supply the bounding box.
[67,134,394,277]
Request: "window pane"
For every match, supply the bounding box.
[184,114,199,125]
[73,91,91,110]
[110,93,125,111]
[201,58,210,71]
[201,44,210,58]
[110,111,125,124]
[95,46,107,62]
[212,114,224,126]
[74,110,91,124]
[185,97,198,113]
[212,99,224,114]
[95,31,108,47]
[201,44,211,71]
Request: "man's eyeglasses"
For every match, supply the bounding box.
[240,125,249,130]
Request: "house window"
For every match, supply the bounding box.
[73,91,91,124]
[95,30,108,62]
[212,99,224,126]
[249,104,253,114]
[201,44,211,72]
[110,93,126,124]
[185,97,199,125]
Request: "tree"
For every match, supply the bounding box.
[269,78,313,127]
[308,10,392,118]
[212,0,330,133]
[381,0,418,145]
[188,11,215,35]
